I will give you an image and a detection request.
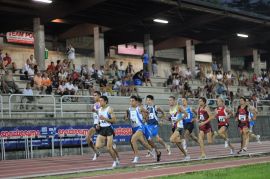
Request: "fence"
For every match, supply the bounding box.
[0,95,267,118]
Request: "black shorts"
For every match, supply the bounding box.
[218,125,229,130]
[172,127,184,136]
[98,126,114,137]
[93,124,100,134]
[184,122,194,134]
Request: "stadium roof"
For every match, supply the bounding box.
[1,0,270,54]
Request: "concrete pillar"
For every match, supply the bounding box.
[94,26,105,67]
[33,18,45,70]
[144,34,153,74]
[222,45,231,72]
[253,49,261,75]
[186,40,195,71]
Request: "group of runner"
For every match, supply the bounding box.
[86,91,262,168]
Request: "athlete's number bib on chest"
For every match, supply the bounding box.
[171,116,177,123]
[239,115,246,121]
[218,116,225,122]
[199,114,205,121]
[149,113,155,119]
[130,111,137,124]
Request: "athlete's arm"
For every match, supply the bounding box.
[140,106,149,121]
[178,106,188,119]
[124,109,129,121]
[225,107,233,119]
[156,105,166,119]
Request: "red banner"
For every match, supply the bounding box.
[6,31,34,45]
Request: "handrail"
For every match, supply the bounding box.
[8,94,56,118]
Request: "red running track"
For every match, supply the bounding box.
[0,141,269,178]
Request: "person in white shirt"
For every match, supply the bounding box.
[66,44,75,70]
[185,68,192,80]
[216,71,223,82]
[113,78,122,96]
[118,61,126,78]
[21,83,34,110]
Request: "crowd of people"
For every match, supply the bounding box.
[86,91,262,168]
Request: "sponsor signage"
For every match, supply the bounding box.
[118,44,144,56]
[6,31,34,45]
[0,125,132,150]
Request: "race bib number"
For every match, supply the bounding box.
[199,114,205,121]
[130,111,137,120]
[171,116,177,122]
[149,113,155,119]
[239,115,246,121]
[185,113,191,119]
[218,116,225,122]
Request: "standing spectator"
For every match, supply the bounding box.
[118,61,126,78]
[142,50,149,72]
[66,44,75,70]
[151,56,158,77]
[212,61,218,75]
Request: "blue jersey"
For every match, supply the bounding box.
[146,105,159,125]
[249,112,255,126]
[183,106,193,124]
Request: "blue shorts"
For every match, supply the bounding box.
[132,125,152,140]
[146,124,159,138]
[249,121,255,127]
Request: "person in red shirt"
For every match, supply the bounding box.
[235,97,250,154]
[197,97,214,159]
[47,61,56,75]
[214,97,235,154]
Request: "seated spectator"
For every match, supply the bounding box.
[185,67,192,81]
[128,76,138,96]
[29,54,36,65]
[2,53,17,73]
[42,73,52,94]
[143,71,153,86]
[55,81,67,96]
[47,61,56,75]
[126,62,135,76]
[97,66,105,81]
[205,70,213,83]
[112,78,122,96]
[21,83,35,110]
[171,75,180,93]
[166,75,173,86]
[58,69,68,81]
[216,71,223,82]
[64,79,75,95]
[55,60,62,72]
[33,72,42,90]
[109,60,118,79]
[121,76,130,96]
[1,70,21,94]
[118,61,126,78]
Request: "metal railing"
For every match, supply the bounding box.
[8,94,56,118]
[0,94,267,118]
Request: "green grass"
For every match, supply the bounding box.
[158,162,270,179]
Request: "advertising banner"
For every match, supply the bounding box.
[0,125,132,150]
[6,31,34,45]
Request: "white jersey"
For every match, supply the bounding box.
[93,102,100,125]
[129,106,144,128]
[98,106,112,127]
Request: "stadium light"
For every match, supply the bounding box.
[33,0,52,3]
[237,33,248,38]
[153,19,169,24]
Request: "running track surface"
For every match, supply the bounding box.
[0,141,269,179]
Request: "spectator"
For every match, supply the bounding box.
[3,53,17,72]
[47,61,56,75]
[142,50,149,72]
[112,77,122,96]
[21,83,35,110]
[126,62,135,76]
[118,61,126,78]
[55,81,67,96]
[216,71,223,82]
[41,73,52,94]
[212,61,218,75]
[58,69,68,82]
[66,44,75,70]
[2,70,21,94]
[55,60,62,72]
[185,67,192,81]
[33,72,43,92]
[29,54,36,65]
[151,56,158,77]
[97,66,105,80]
[171,75,180,93]
[109,60,118,79]
[143,71,152,87]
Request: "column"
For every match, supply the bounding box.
[253,49,261,75]
[144,34,153,74]
[186,40,195,71]
[94,26,105,67]
[222,45,231,72]
[33,18,45,70]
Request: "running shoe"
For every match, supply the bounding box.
[92,151,100,161]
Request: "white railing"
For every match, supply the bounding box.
[8,94,56,118]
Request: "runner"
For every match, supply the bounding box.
[246,99,261,144]
[95,96,119,168]
[181,97,199,151]
[145,95,171,155]
[168,96,190,160]
[197,97,214,159]
[235,97,250,154]
[86,91,101,160]
[214,97,235,154]
[125,95,156,163]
